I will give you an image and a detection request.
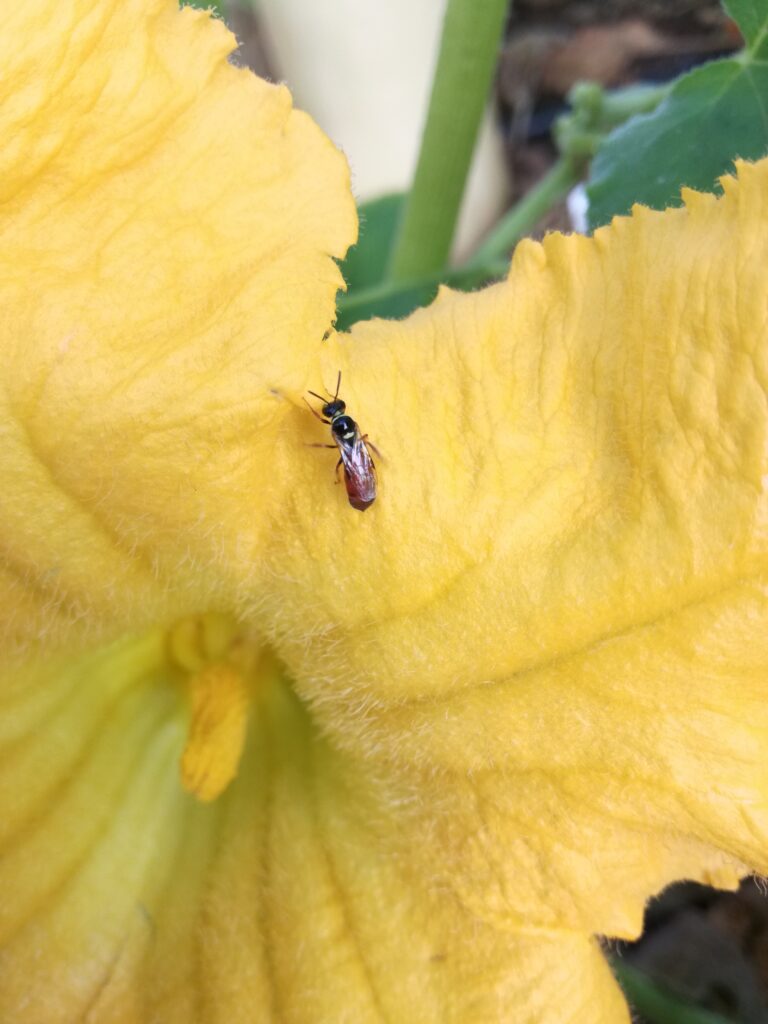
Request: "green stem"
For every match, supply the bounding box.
[596,82,671,126]
[613,962,733,1024]
[465,156,581,268]
[387,0,509,283]
[555,81,670,158]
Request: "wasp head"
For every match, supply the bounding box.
[322,399,346,419]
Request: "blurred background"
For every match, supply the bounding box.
[227,0,739,251]
[201,2,763,1020]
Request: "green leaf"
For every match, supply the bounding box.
[336,259,506,332]
[181,0,224,16]
[613,962,735,1024]
[336,277,441,332]
[586,2,768,229]
[725,0,768,50]
[341,194,405,293]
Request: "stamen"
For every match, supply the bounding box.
[167,613,239,674]
[180,663,249,802]
[167,614,250,803]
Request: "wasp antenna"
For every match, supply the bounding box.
[307,390,326,402]
[333,371,342,401]
[303,396,330,424]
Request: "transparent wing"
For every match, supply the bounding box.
[339,434,377,507]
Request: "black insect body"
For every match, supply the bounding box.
[305,373,378,511]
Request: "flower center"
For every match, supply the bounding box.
[167,613,253,803]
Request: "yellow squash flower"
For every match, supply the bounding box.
[2,2,767,1021]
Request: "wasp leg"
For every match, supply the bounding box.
[361,435,383,463]
[335,458,343,483]
[302,397,330,424]
[305,443,337,449]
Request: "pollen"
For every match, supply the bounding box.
[168,614,251,803]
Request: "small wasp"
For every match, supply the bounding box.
[305,372,378,511]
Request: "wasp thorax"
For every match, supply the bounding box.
[331,414,357,441]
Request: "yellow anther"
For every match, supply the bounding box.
[180,663,249,802]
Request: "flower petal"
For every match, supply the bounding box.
[0,630,185,1019]
[259,160,768,938]
[0,0,356,654]
[0,640,628,1023]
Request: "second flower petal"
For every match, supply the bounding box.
[258,160,768,940]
